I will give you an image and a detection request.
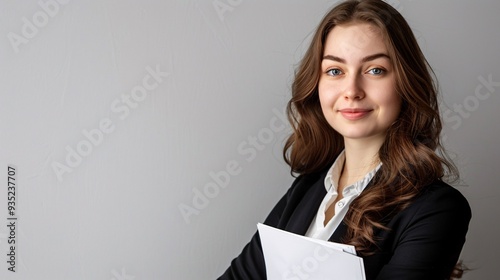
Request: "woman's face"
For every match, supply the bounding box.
[318,22,401,144]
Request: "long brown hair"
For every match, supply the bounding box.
[284,0,458,256]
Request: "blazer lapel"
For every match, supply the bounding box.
[283,170,328,235]
[329,221,348,242]
[329,178,376,243]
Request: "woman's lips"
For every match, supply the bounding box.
[338,108,372,120]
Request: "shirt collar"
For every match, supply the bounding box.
[324,150,382,195]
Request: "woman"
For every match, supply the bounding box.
[219,0,471,279]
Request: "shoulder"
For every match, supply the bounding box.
[365,181,472,279]
[377,180,472,250]
[390,180,472,233]
[414,180,471,215]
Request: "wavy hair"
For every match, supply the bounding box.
[284,0,458,260]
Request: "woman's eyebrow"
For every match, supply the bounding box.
[322,55,345,63]
[322,53,390,63]
[361,53,390,63]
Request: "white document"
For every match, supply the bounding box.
[257,223,366,280]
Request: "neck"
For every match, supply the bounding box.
[342,136,383,179]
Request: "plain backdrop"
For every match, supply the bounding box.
[0,0,498,279]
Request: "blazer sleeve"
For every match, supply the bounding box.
[372,184,472,280]
[217,184,292,280]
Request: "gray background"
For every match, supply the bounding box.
[0,0,498,279]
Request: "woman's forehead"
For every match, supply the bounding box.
[323,23,388,61]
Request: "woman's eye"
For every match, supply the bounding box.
[326,68,343,76]
[367,68,385,75]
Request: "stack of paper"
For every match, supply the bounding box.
[257,223,366,280]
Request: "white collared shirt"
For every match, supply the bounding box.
[305,151,382,240]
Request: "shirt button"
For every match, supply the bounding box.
[337,201,345,208]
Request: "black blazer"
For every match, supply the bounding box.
[218,168,471,280]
